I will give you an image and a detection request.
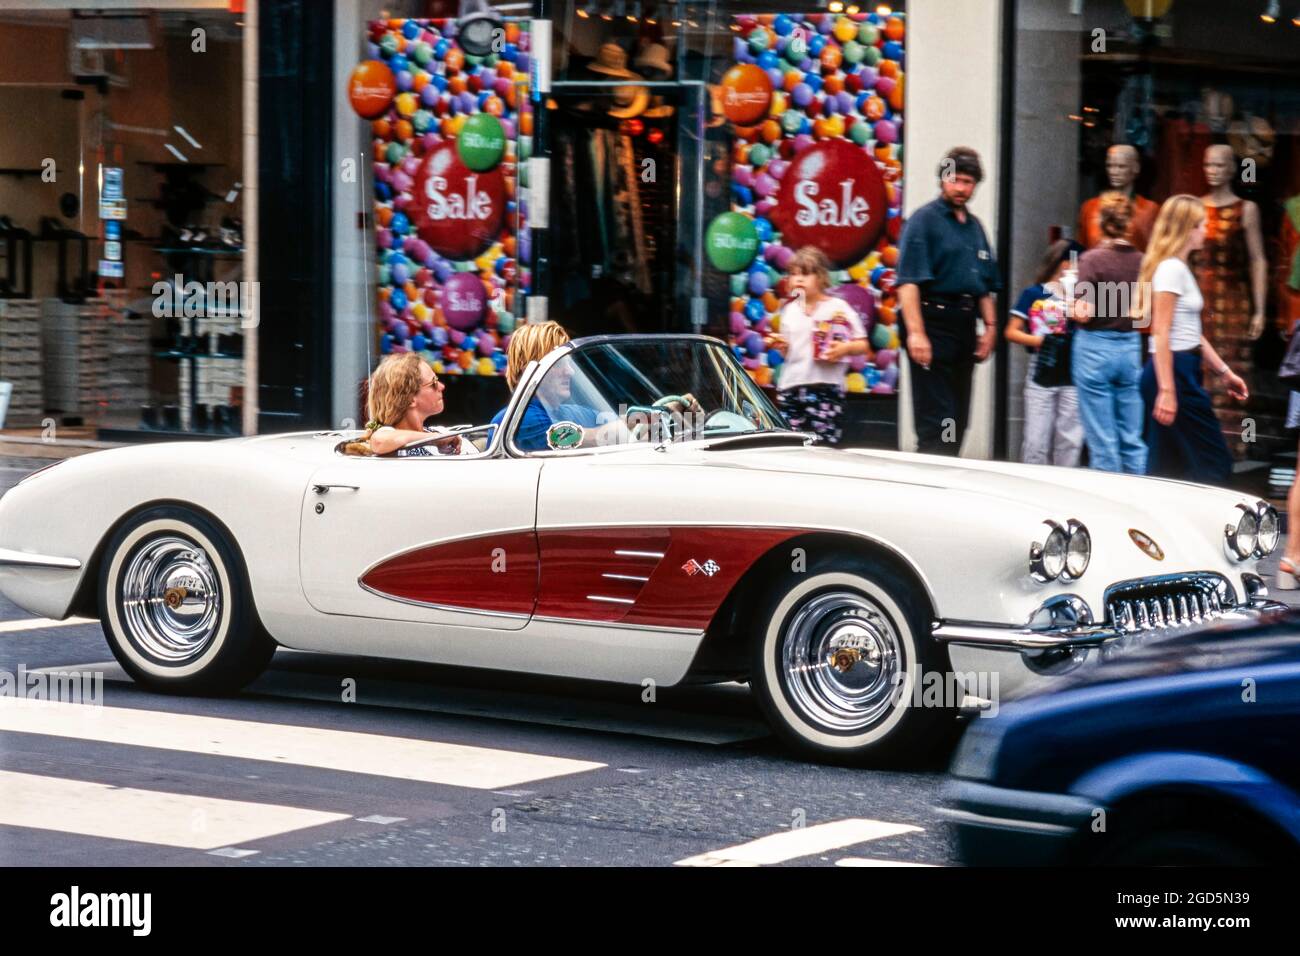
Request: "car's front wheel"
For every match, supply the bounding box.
[750,555,954,763]
[99,505,275,694]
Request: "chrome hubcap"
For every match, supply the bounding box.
[781,590,903,732]
[121,535,222,664]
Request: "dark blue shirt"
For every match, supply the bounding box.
[895,197,1001,296]
[1010,283,1072,354]
[489,399,598,451]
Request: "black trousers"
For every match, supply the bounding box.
[1139,349,1234,486]
[905,304,978,456]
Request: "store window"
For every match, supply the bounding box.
[551,1,906,403]
[0,7,247,438]
[1009,0,1300,488]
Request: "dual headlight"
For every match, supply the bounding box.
[1029,519,1090,583]
[1225,501,1280,560]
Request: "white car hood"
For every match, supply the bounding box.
[688,442,1253,518]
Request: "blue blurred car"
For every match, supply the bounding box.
[945,608,1300,865]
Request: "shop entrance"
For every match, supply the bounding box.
[546,84,696,338]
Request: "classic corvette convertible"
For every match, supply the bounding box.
[0,334,1286,761]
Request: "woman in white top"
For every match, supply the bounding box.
[768,246,869,446]
[1134,194,1247,485]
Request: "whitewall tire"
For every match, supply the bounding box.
[99,505,275,694]
[750,555,953,763]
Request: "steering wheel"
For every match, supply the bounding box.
[626,394,708,443]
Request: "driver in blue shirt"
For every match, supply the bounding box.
[489,322,603,450]
[489,322,702,450]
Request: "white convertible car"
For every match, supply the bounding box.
[0,334,1285,761]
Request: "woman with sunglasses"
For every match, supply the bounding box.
[363,353,466,456]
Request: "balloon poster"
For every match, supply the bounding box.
[713,11,905,395]
[354,17,532,377]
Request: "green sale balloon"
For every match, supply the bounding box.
[706,212,760,274]
[456,113,506,172]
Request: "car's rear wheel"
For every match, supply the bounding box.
[749,554,954,763]
[99,505,275,694]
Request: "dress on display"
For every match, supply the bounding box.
[1279,196,1300,337]
[1195,200,1254,458]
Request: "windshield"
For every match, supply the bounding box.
[510,337,788,452]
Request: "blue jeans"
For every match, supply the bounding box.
[1072,330,1147,474]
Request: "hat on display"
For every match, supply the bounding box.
[642,95,675,119]
[634,42,673,79]
[1228,115,1276,167]
[458,0,503,58]
[588,42,638,78]
[609,83,650,120]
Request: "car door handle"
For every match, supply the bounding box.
[312,484,360,494]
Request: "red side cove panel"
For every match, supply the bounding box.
[360,526,804,630]
[535,527,803,628]
[361,530,540,616]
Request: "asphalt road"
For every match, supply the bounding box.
[0,455,1294,867]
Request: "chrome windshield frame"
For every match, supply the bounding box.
[500,333,787,459]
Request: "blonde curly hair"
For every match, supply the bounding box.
[364,352,430,437]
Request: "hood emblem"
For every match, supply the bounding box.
[1129,529,1164,561]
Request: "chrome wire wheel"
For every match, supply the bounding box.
[780,590,904,733]
[120,534,223,665]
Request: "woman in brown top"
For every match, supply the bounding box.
[1071,192,1147,473]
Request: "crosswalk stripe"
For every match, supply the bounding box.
[0,696,605,789]
[675,818,923,867]
[836,857,937,867]
[0,770,350,850]
[0,616,96,634]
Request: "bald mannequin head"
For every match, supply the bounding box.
[1105,145,1140,190]
[1203,143,1235,189]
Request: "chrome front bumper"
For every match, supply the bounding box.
[933,571,1289,651]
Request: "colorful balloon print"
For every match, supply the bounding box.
[360,17,530,374]
[718,11,905,396]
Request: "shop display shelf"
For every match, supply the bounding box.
[0,352,41,365]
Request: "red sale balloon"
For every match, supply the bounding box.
[349,60,398,119]
[411,142,506,261]
[771,140,887,268]
[720,63,774,126]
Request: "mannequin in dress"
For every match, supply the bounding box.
[1199,143,1269,457]
[1278,193,1300,337]
[1077,145,1159,250]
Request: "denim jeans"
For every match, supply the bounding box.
[1071,330,1147,474]
[1022,353,1084,466]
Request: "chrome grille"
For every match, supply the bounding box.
[1104,573,1237,633]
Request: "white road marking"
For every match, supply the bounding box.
[675,818,923,867]
[207,847,261,859]
[356,815,406,825]
[0,696,605,789]
[836,857,938,867]
[0,616,96,634]
[0,770,348,850]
